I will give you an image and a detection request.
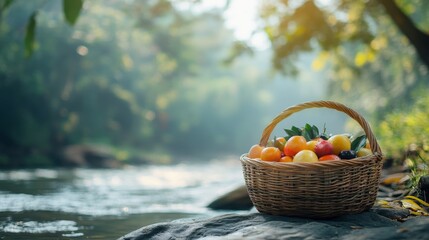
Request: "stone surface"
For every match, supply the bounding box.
[118,210,429,240]
[207,185,253,211]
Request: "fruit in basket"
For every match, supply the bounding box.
[306,140,318,152]
[261,147,282,162]
[279,156,293,162]
[328,134,351,155]
[314,140,333,157]
[274,137,286,151]
[248,144,263,159]
[319,154,341,161]
[293,150,318,163]
[284,136,307,157]
[357,148,372,157]
[338,150,357,159]
[247,123,370,163]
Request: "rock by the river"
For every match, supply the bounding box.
[61,144,121,168]
[119,210,429,240]
[207,185,253,211]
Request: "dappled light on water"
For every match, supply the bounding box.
[0,159,243,216]
[0,158,243,238]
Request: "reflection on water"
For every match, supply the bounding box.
[0,157,244,239]
[1,220,79,234]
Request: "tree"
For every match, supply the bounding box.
[256,0,429,114]
[259,0,429,72]
[378,0,429,68]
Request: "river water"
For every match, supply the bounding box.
[0,157,245,239]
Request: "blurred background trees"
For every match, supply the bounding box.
[257,0,429,114]
[0,0,324,167]
[0,0,428,168]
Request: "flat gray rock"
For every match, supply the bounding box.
[118,211,429,240]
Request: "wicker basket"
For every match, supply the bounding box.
[240,101,384,219]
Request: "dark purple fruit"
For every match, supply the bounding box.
[339,150,357,160]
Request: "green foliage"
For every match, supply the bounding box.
[284,124,328,141]
[257,0,429,116]
[407,154,429,195]
[377,92,429,160]
[24,153,53,168]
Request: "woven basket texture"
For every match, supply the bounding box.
[240,101,384,219]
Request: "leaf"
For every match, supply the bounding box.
[284,129,298,137]
[63,0,83,25]
[291,126,302,135]
[404,195,429,207]
[311,125,319,138]
[351,135,366,152]
[301,124,312,141]
[400,199,429,216]
[24,11,37,57]
[304,124,313,134]
[302,129,312,141]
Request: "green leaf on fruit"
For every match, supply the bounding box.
[285,124,322,141]
[291,126,302,135]
[302,124,319,141]
[302,130,312,141]
[351,135,367,152]
[312,125,319,137]
[284,126,302,138]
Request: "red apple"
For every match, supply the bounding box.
[314,140,334,157]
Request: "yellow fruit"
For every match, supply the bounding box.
[328,134,351,155]
[293,150,318,163]
[306,140,318,152]
[357,148,372,157]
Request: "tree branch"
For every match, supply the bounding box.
[377,0,429,68]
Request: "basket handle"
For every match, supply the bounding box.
[259,100,383,160]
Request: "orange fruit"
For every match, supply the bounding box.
[328,134,351,155]
[279,156,293,163]
[284,136,307,157]
[248,144,263,159]
[261,147,282,162]
[293,150,318,163]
